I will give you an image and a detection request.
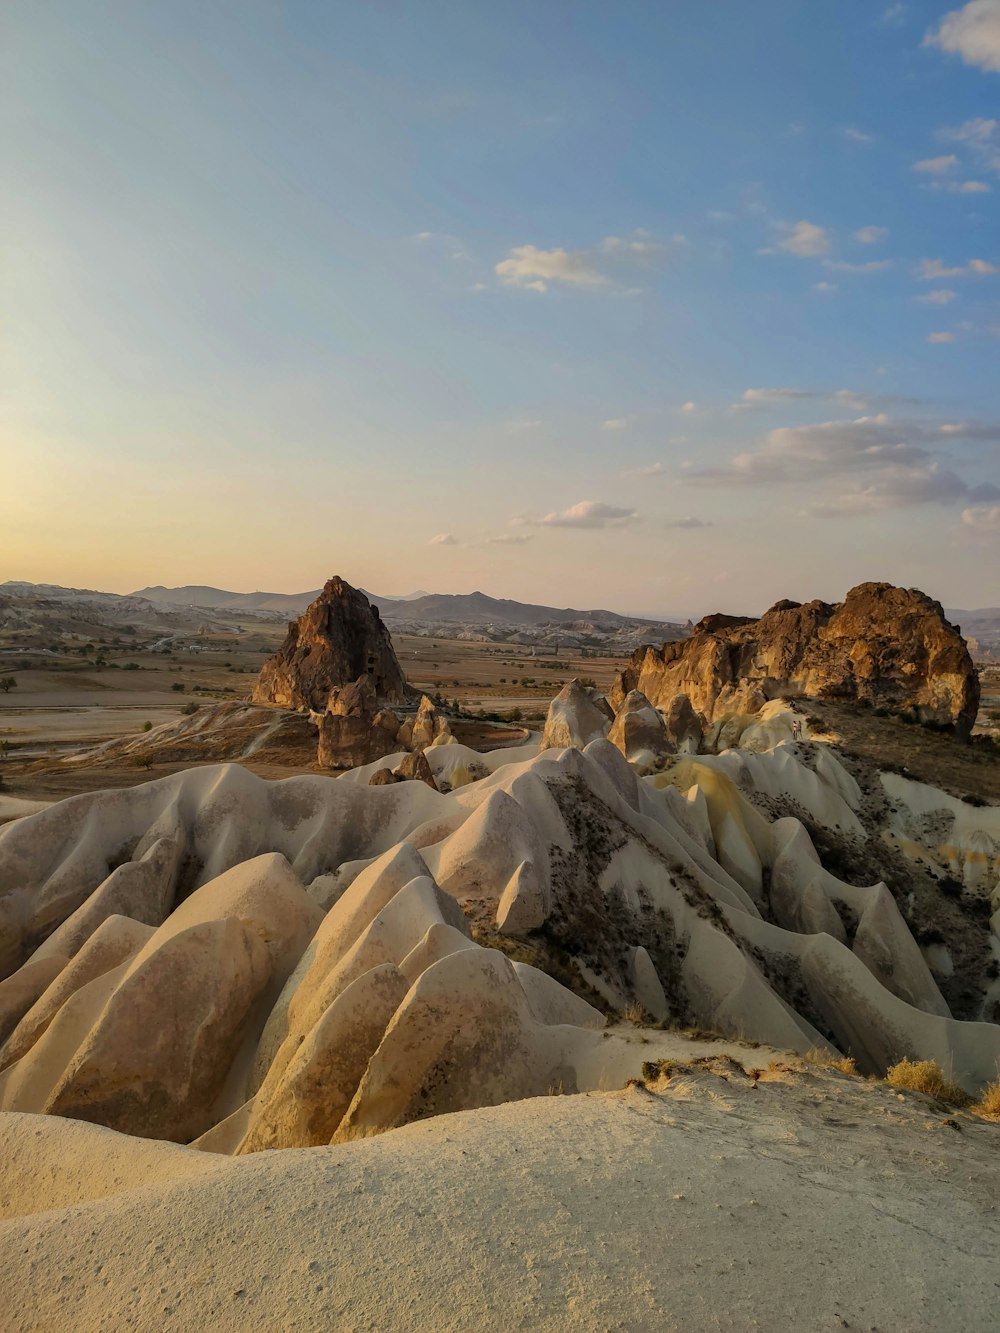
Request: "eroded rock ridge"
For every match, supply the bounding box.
[613,582,979,739]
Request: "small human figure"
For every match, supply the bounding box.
[791,719,801,741]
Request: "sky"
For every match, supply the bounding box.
[2,0,1000,617]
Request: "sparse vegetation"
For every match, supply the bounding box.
[0,676,17,693]
[971,1077,1000,1122]
[885,1058,971,1107]
[804,1047,859,1076]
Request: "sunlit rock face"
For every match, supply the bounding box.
[253,576,409,712]
[612,582,980,739]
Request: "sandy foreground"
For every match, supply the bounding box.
[2,1060,998,1332]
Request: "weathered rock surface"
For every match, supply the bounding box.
[317,711,401,770]
[540,679,611,752]
[607,690,670,769]
[253,576,408,711]
[397,695,452,751]
[613,583,979,738]
[2,706,999,1158]
[662,693,703,754]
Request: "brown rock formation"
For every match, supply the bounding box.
[253,577,408,711]
[613,583,980,739]
[397,695,452,752]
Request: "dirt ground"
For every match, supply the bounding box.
[394,634,631,718]
[806,698,1000,803]
[0,629,596,802]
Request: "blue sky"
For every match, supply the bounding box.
[2,0,999,615]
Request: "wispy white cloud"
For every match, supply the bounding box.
[916,288,958,303]
[914,154,959,174]
[939,116,999,142]
[925,2,1000,75]
[813,281,838,293]
[504,418,542,432]
[924,178,993,193]
[411,231,471,261]
[665,516,712,529]
[495,231,666,293]
[927,331,957,343]
[962,504,1000,533]
[934,116,1000,182]
[916,257,998,278]
[429,532,458,546]
[732,386,918,412]
[535,500,639,529]
[602,418,629,431]
[485,533,534,545]
[854,225,888,244]
[844,128,876,143]
[777,220,832,257]
[680,401,698,413]
[496,245,607,292]
[823,258,893,273]
[624,462,664,477]
[883,3,906,22]
[680,414,1000,516]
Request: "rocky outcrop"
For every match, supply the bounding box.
[540,679,611,752]
[253,576,408,711]
[397,695,453,752]
[613,583,980,739]
[662,693,703,754]
[607,691,670,769]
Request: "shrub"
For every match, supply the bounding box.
[171,682,185,692]
[142,721,152,732]
[885,1058,970,1106]
[971,1078,1000,1122]
[180,702,199,715]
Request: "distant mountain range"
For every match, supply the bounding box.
[7,581,997,654]
[132,585,435,614]
[130,583,685,630]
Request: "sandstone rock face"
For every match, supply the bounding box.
[614,583,979,738]
[607,690,670,769]
[397,696,452,752]
[317,712,400,771]
[662,693,703,755]
[253,577,408,711]
[540,679,611,752]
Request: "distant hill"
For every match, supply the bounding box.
[132,585,323,615]
[947,607,1000,658]
[129,584,683,631]
[368,589,679,630]
[132,585,432,615]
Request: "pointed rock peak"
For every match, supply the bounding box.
[540,678,612,753]
[253,576,409,712]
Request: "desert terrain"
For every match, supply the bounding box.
[1,576,998,1333]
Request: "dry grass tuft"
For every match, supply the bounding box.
[971,1077,1000,1122]
[804,1047,859,1076]
[622,1001,649,1026]
[885,1058,971,1107]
